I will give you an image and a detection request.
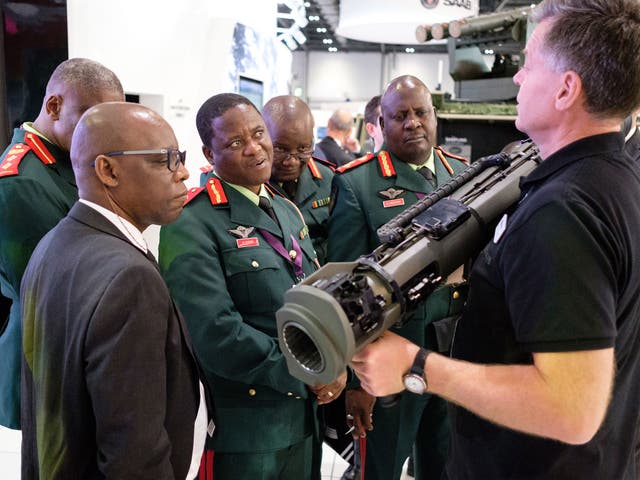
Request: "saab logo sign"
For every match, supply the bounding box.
[420,0,439,8]
[422,0,473,9]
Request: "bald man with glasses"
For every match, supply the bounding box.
[263,95,335,265]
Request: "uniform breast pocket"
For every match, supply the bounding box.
[221,247,283,314]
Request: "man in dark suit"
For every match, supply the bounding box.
[314,109,362,166]
[328,75,468,480]
[263,95,334,264]
[159,93,346,480]
[21,102,211,479]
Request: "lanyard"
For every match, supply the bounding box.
[257,229,304,280]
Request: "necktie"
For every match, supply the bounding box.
[418,166,436,188]
[258,196,279,224]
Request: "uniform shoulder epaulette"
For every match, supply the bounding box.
[336,153,375,174]
[0,143,32,178]
[0,132,57,178]
[199,164,214,174]
[184,186,205,206]
[204,177,229,205]
[376,150,397,177]
[310,157,336,173]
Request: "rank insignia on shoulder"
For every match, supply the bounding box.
[205,178,229,205]
[336,153,375,174]
[299,224,309,240]
[0,143,32,178]
[184,187,205,205]
[199,164,214,174]
[307,158,323,179]
[311,197,331,209]
[377,151,396,177]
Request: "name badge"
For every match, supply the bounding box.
[383,198,405,208]
[493,214,508,243]
[237,237,260,248]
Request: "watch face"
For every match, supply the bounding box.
[403,374,426,394]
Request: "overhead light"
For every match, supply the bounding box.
[322,38,333,44]
[308,15,320,21]
[328,47,338,52]
[316,27,327,33]
[304,1,310,6]
[405,47,415,53]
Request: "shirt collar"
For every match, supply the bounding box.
[219,179,268,206]
[21,122,54,144]
[79,199,148,253]
[520,132,624,190]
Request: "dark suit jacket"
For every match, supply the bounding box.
[314,135,358,167]
[21,202,203,480]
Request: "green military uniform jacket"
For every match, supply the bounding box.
[0,128,77,429]
[159,174,319,453]
[268,158,334,264]
[327,146,468,480]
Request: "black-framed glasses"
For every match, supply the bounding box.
[104,149,186,172]
[273,146,314,162]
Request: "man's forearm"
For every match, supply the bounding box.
[426,348,613,444]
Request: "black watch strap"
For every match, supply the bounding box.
[411,348,431,378]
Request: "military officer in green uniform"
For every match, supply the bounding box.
[327,75,468,480]
[0,58,123,429]
[158,93,346,480]
[262,95,334,265]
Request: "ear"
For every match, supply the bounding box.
[365,122,375,138]
[93,154,120,187]
[555,70,582,112]
[379,115,385,132]
[202,145,215,166]
[45,95,62,120]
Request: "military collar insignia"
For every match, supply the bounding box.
[377,188,405,200]
[228,225,255,239]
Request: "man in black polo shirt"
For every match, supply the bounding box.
[350,1,640,479]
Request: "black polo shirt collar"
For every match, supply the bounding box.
[520,132,624,191]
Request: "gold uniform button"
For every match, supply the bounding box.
[287,392,293,396]
[251,260,259,268]
[289,250,297,260]
[453,290,460,300]
[248,388,256,396]
[295,396,301,400]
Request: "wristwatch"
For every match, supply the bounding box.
[402,348,431,394]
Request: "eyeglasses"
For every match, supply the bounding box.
[273,146,314,162]
[104,149,186,172]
